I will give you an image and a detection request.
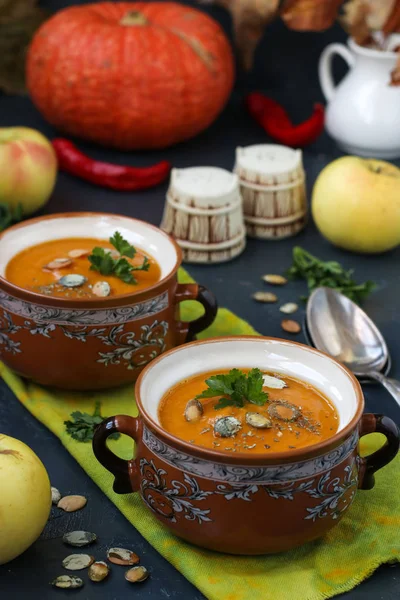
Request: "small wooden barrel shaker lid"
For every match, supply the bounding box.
[160,167,246,264]
[235,144,307,240]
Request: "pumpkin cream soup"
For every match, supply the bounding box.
[5,231,161,299]
[159,369,339,453]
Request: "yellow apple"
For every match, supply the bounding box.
[312,157,400,253]
[0,434,51,565]
[0,127,57,216]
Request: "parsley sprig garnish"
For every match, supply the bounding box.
[196,368,268,410]
[88,231,150,284]
[286,247,376,305]
[64,401,120,442]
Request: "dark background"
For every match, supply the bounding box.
[1,1,399,598]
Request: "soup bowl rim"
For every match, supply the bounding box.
[135,335,365,466]
[0,211,182,308]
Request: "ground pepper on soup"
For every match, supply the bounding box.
[158,369,339,453]
[5,232,161,299]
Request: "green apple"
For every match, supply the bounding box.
[312,156,400,253]
[0,434,51,565]
[0,127,57,216]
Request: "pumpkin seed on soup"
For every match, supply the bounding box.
[214,416,241,438]
[68,249,89,258]
[45,257,72,270]
[268,400,301,422]
[245,412,272,429]
[59,274,87,288]
[184,398,203,422]
[262,374,287,389]
[92,281,111,297]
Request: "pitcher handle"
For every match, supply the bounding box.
[318,43,355,102]
[358,413,400,490]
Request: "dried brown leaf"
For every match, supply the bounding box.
[341,0,371,44]
[281,0,343,31]
[365,0,396,31]
[390,52,400,86]
[0,0,48,94]
[383,0,400,33]
[214,0,280,69]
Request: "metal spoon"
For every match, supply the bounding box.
[303,316,392,384]
[307,287,400,408]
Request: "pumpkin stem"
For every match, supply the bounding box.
[120,11,148,26]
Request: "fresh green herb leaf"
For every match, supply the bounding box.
[214,397,237,410]
[0,203,23,232]
[110,231,136,258]
[64,401,120,443]
[286,247,376,305]
[88,231,150,284]
[196,368,268,410]
[88,247,115,275]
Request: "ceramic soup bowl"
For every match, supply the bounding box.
[93,337,399,555]
[0,213,217,390]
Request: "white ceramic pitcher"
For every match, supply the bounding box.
[319,36,400,159]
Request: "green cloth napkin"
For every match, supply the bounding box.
[1,269,399,600]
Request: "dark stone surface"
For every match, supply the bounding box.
[0,1,399,598]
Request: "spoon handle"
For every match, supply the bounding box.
[370,371,400,409]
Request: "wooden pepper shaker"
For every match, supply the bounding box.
[234,144,308,239]
[160,167,246,264]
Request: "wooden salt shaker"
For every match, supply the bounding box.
[160,167,246,264]
[235,144,307,239]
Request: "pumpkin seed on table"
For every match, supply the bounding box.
[184,398,203,422]
[63,531,97,547]
[51,575,83,589]
[125,566,149,583]
[214,416,241,438]
[107,547,139,566]
[262,274,287,286]
[280,303,298,314]
[51,486,61,504]
[262,375,287,389]
[245,412,272,429]
[281,319,301,334]
[68,249,89,258]
[45,258,72,270]
[62,554,94,570]
[88,561,110,582]
[252,291,278,303]
[92,281,111,297]
[58,495,87,512]
[59,274,87,288]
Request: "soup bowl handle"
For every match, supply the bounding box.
[92,415,142,494]
[174,283,218,343]
[358,413,400,490]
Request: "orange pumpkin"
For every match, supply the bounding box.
[26,2,235,150]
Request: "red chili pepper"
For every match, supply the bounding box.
[52,138,171,191]
[246,93,325,147]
